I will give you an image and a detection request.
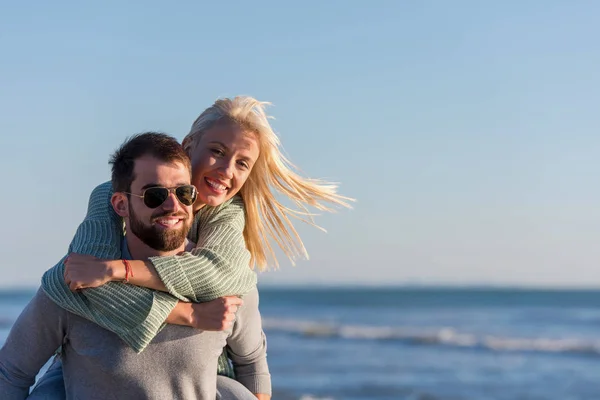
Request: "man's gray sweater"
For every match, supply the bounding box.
[0,286,270,399]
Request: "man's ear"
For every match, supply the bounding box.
[111,193,129,217]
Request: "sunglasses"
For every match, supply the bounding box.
[124,185,198,209]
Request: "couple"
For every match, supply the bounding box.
[0,96,352,399]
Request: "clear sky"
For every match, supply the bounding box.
[1,0,599,288]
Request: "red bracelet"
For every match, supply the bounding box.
[122,259,133,283]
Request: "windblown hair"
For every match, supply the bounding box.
[183,97,354,270]
[110,132,191,193]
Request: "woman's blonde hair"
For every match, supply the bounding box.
[183,96,354,270]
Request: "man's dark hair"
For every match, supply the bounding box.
[109,132,191,192]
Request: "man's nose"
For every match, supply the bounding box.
[160,192,180,211]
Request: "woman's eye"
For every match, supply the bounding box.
[237,160,249,169]
[210,148,224,156]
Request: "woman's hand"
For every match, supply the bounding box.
[190,296,243,330]
[63,253,122,291]
[167,297,244,331]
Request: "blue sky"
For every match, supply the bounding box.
[1,0,599,288]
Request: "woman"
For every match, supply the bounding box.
[34,96,353,399]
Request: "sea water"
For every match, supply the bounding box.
[2,287,599,399]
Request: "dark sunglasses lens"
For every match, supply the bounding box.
[143,188,169,208]
[176,185,197,206]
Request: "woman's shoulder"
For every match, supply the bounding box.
[89,181,113,198]
[219,194,245,209]
[84,181,118,220]
[189,195,246,243]
[195,195,245,227]
[201,195,245,216]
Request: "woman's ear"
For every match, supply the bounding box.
[111,193,129,217]
[182,137,192,154]
[182,137,198,159]
[182,136,190,149]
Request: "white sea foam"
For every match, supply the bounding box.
[299,396,335,400]
[262,318,600,356]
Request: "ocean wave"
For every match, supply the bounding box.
[262,318,600,356]
[0,318,14,329]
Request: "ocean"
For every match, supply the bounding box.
[1,287,600,400]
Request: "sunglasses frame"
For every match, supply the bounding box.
[123,185,197,209]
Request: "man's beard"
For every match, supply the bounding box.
[128,206,190,251]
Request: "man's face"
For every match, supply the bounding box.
[126,155,193,251]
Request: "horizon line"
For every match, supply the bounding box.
[4,282,600,292]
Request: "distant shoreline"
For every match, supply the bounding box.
[258,284,600,293]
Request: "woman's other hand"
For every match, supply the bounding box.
[63,253,122,291]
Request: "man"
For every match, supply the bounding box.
[0,133,269,399]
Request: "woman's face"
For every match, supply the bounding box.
[189,122,260,210]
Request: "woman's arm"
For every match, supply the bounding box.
[69,181,123,258]
[64,254,169,293]
[62,196,258,302]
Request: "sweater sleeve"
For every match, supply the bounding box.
[0,289,68,399]
[148,196,258,303]
[226,288,271,395]
[68,181,123,259]
[41,182,180,353]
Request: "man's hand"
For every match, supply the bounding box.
[63,253,118,291]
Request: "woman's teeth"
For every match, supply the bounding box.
[206,178,226,191]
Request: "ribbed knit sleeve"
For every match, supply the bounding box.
[68,181,123,259]
[148,195,257,303]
